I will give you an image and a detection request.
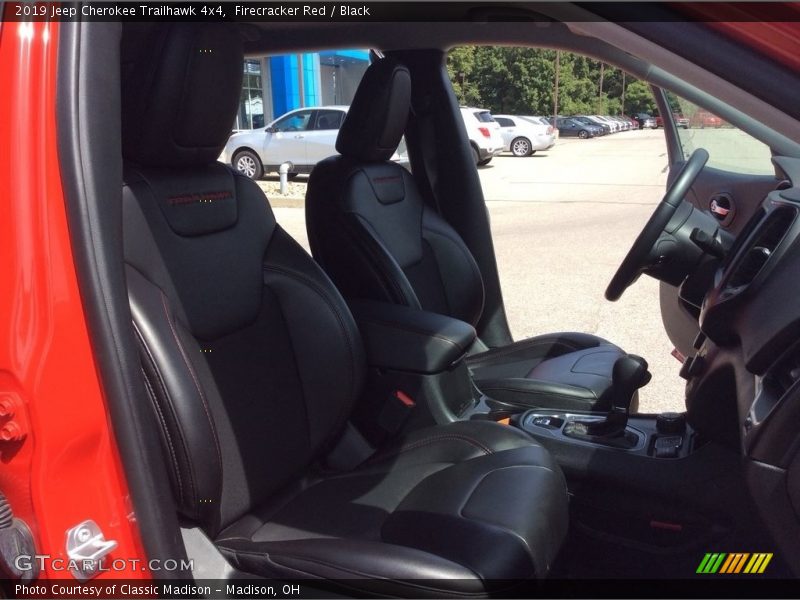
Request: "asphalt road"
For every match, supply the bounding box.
[274,129,688,413]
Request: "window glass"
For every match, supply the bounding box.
[313,110,345,130]
[495,117,513,127]
[272,110,313,132]
[237,59,264,130]
[447,45,683,415]
[474,111,495,123]
[667,91,774,175]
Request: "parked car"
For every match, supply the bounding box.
[573,116,609,135]
[221,105,407,179]
[608,116,626,131]
[655,111,689,129]
[690,111,724,128]
[600,115,624,132]
[634,113,657,128]
[622,115,640,130]
[521,115,560,139]
[494,114,556,156]
[614,116,633,131]
[460,107,505,165]
[554,117,599,138]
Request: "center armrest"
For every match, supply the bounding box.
[349,300,477,374]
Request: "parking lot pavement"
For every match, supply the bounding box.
[274,128,687,414]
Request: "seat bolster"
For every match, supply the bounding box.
[381,445,568,580]
[421,208,485,327]
[219,538,483,595]
[262,227,367,450]
[126,264,223,525]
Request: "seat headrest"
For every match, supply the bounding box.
[122,24,243,168]
[336,58,411,162]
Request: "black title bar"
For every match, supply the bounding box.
[3,2,800,22]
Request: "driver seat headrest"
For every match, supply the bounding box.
[121,24,244,168]
[336,57,411,162]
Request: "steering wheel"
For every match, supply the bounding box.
[605,148,709,301]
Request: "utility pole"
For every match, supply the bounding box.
[553,51,560,122]
[621,71,626,116]
[598,62,605,113]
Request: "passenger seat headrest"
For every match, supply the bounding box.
[336,58,411,162]
[122,24,244,168]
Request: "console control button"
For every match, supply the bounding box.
[654,435,683,458]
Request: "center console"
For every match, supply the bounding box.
[516,409,695,459]
[513,354,695,460]
[348,299,479,444]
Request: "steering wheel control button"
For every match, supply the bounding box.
[654,435,683,458]
[656,412,687,435]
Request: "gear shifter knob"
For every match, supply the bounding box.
[611,354,651,413]
[563,354,651,441]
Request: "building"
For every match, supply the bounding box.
[235,49,370,130]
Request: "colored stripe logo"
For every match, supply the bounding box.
[697,553,773,574]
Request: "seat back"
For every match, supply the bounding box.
[306,59,486,327]
[121,24,364,536]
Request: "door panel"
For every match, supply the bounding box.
[264,109,313,166]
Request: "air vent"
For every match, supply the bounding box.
[726,205,796,291]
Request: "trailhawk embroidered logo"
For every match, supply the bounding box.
[696,552,773,574]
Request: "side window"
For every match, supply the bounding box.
[495,117,513,127]
[313,110,345,130]
[272,110,313,132]
[446,45,683,415]
[667,91,774,175]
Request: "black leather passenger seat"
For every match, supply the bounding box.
[306,57,631,413]
[120,23,569,595]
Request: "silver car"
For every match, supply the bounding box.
[222,106,407,179]
[494,114,556,156]
[221,106,349,179]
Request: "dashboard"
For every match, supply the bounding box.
[684,156,800,566]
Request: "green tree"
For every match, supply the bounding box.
[446,46,656,119]
[446,46,482,106]
[624,80,656,115]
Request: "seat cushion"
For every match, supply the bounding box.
[467,333,626,412]
[215,421,568,595]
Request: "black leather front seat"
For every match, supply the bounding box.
[306,58,631,413]
[121,24,568,595]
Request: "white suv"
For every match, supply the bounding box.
[459,107,504,166]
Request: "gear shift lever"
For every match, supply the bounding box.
[564,355,651,441]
